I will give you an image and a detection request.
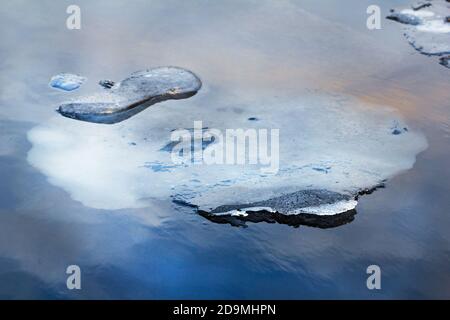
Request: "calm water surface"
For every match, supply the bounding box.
[0,0,449,299]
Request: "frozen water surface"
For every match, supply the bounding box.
[27,92,427,216]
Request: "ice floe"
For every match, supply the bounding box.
[57,67,202,124]
[49,73,86,91]
[27,91,428,217]
[387,0,450,68]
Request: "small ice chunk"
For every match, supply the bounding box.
[386,12,423,25]
[57,67,202,124]
[49,73,86,91]
[99,79,115,89]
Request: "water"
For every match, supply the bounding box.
[0,0,450,299]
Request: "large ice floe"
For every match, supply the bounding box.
[387,0,450,68]
[57,67,202,124]
[28,73,428,223]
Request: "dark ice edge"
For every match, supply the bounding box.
[57,90,198,124]
[173,184,385,229]
[439,55,450,68]
[405,37,450,57]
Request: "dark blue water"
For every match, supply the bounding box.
[0,0,449,299]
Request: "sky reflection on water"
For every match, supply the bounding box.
[0,0,450,299]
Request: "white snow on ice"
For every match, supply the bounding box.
[27,92,427,215]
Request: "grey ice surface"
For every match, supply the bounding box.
[57,67,202,124]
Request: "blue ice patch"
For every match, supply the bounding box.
[49,73,86,91]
